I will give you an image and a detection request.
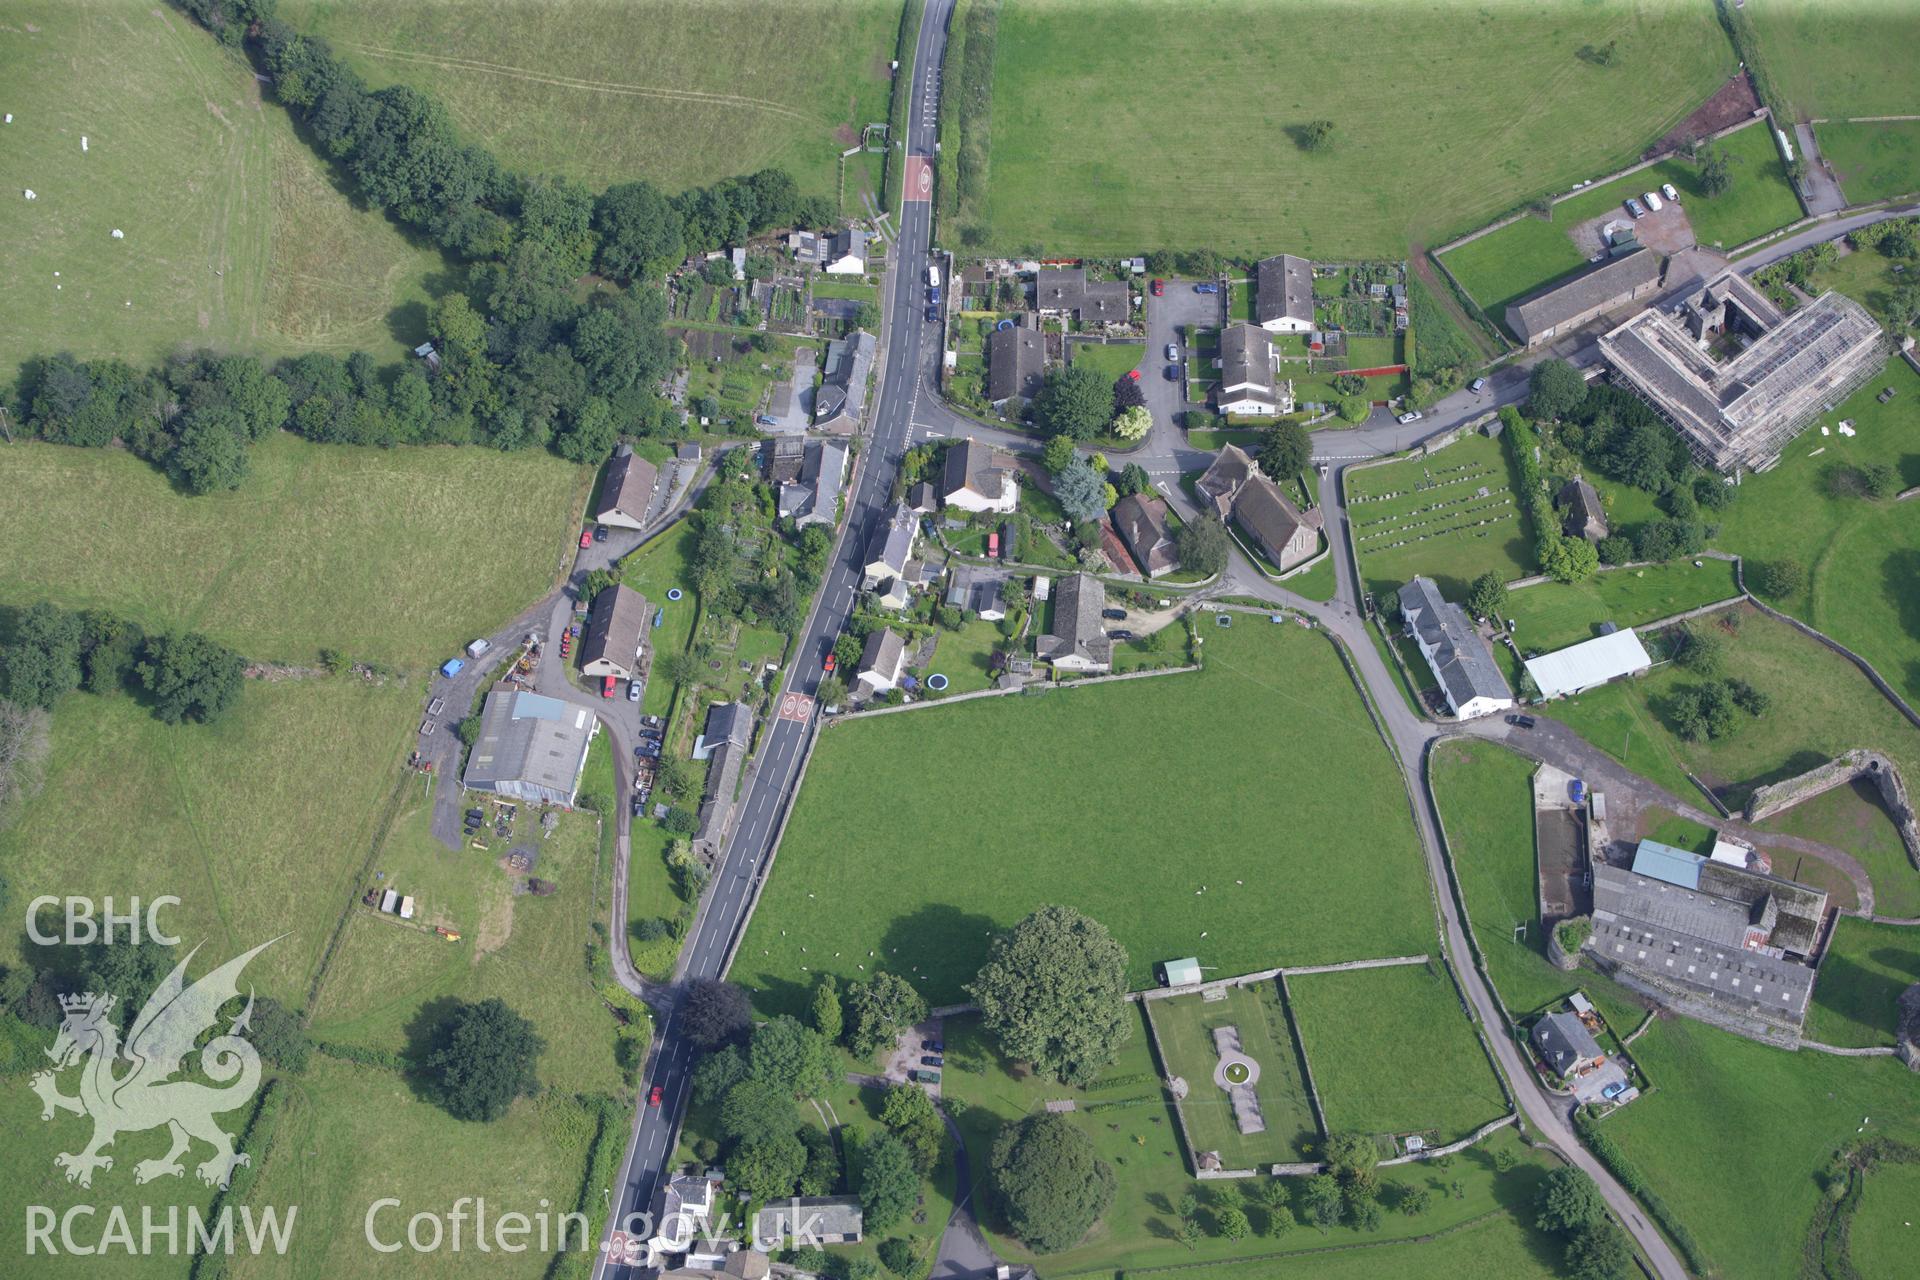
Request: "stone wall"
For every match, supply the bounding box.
[1744,749,1920,872]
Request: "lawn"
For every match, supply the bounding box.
[280,0,902,204]
[1806,238,1918,331]
[1817,119,1920,205]
[927,617,1008,694]
[1503,559,1740,654]
[306,794,627,1094]
[737,620,1435,1015]
[810,276,881,302]
[1282,554,1338,602]
[1146,981,1319,1164]
[1346,431,1534,601]
[1071,339,1147,384]
[1604,1011,1920,1280]
[1758,777,1920,919]
[973,0,1732,258]
[0,677,422,1000]
[1851,1159,1920,1280]
[0,1,443,380]
[0,435,588,667]
[1287,961,1509,1145]
[223,1058,607,1280]
[1750,0,1920,119]
[942,1012,1558,1274]
[1439,217,1587,322]
[1549,605,1920,819]
[1805,917,1920,1049]
[613,522,699,715]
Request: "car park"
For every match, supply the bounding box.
[1660,182,1679,202]
[1151,278,1165,296]
[1470,377,1489,393]
[1625,197,1646,218]
[1643,190,1663,212]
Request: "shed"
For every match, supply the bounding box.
[1163,957,1203,987]
[1523,629,1653,700]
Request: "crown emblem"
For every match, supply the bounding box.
[58,992,114,1016]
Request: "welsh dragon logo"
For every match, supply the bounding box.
[30,938,279,1189]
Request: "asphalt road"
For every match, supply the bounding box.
[589,3,957,1273]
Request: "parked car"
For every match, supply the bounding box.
[1602,1080,1627,1100]
[631,798,644,818]
[1164,364,1180,381]
[1396,410,1422,425]
[627,679,641,703]
[1506,713,1537,729]
[593,524,609,543]
[1126,368,1141,381]
[1470,376,1489,393]
[1151,278,1165,296]
[921,1037,944,1052]
[1194,282,1220,294]
[1164,343,1180,361]
[1625,197,1646,218]
[1643,190,1663,212]
[911,1069,940,1084]
[823,652,837,672]
[1570,779,1587,804]
[648,1085,664,1107]
[1660,182,1679,202]
[579,529,593,549]
[921,1055,944,1068]
[601,675,617,698]
[926,306,939,324]
[1108,628,1134,641]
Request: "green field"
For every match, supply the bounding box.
[1759,778,1920,920]
[0,436,587,667]
[1154,1211,1568,1280]
[1550,606,1920,821]
[943,1012,1558,1274]
[1287,962,1508,1145]
[1439,218,1588,324]
[737,621,1434,1014]
[1431,742,1555,1013]
[282,0,904,202]
[1805,917,1920,1049]
[226,1059,606,1280]
[972,0,1732,258]
[1504,560,1740,655]
[1347,432,1534,600]
[1604,1011,1920,1280]
[0,678,421,999]
[1147,982,1319,1165]
[1751,0,1920,119]
[1806,237,1919,331]
[1817,119,1920,204]
[1851,1159,1920,1280]
[307,796,626,1094]
[0,1,444,381]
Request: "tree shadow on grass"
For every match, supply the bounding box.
[398,993,464,1105]
[1881,548,1920,643]
[878,903,1001,1006]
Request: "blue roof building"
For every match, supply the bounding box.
[1631,839,1706,890]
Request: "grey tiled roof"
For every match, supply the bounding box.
[1219,323,1276,393]
[987,325,1045,403]
[599,449,660,523]
[578,583,649,674]
[1254,254,1314,326]
[1037,572,1112,667]
[1507,248,1662,341]
[1531,1011,1601,1076]
[1397,576,1513,709]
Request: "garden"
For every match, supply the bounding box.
[1145,981,1320,1166]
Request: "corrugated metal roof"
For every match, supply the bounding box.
[1632,839,1705,890]
[1525,629,1653,699]
[1164,957,1203,986]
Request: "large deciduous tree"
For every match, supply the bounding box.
[1175,514,1229,577]
[1528,358,1588,421]
[843,972,927,1058]
[968,905,1130,1085]
[1258,419,1311,481]
[989,1113,1115,1253]
[1035,364,1112,441]
[683,978,752,1049]
[425,998,544,1122]
[135,632,246,725]
[858,1132,919,1231]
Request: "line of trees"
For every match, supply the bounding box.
[0,602,245,725]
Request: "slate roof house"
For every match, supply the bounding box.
[1531,1011,1603,1079]
[644,1173,717,1268]
[787,227,868,275]
[1194,443,1321,572]
[942,438,1020,513]
[777,440,848,528]
[1589,839,1829,1039]
[596,445,660,530]
[1033,267,1130,328]
[754,1197,864,1249]
[1216,323,1292,416]
[987,324,1045,406]
[861,502,919,591]
[1253,254,1315,334]
[578,583,650,680]
[1598,270,1884,472]
[461,691,596,807]
[1111,492,1177,577]
[1557,477,1608,542]
[1506,248,1663,349]
[815,331,877,431]
[944,563,1008,620]
[693,702,754,851]
[1036,572,1112,673]
[1396,576,1514,719]
[855,627,908,695]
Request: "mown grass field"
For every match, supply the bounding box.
[0,2,443,381]
[1751,0,1920,119]
[738,621,1433,1015]
[1850,1159,1920,1280]
[1817,119,1920,205]
[0,436,588,667]
[1759,778,1920,920]
[281,0,904,202]
[942,1012,1558,1274]
[1805,917,1920,1049]
[1604,1011,1920,1280]
[307,796,625,1094]
[1148,981,1319,1164]
[975,0,1732,257]
[0,678,421,999]
[1550,606,1920,820]
[1347,431,1534,600]
[1439,218,1588,325]
[1503,559,1740,655]
[1287,962,1508,1145]
[226,1059,606,1280]
[1163,1212,1568,1280]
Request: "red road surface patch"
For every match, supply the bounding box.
[903,155,932,203]
[778,692,815,723]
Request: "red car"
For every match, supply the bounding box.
[602,675,617,698]
[1126,369,1141,381]
[648,1084,663,1107]
[823,653,837,673]
[579,530,593,549]
[1151,278,1165,296]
